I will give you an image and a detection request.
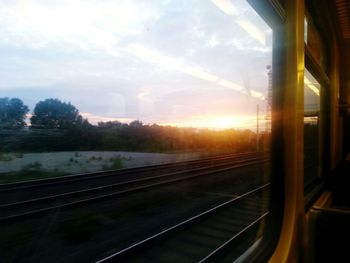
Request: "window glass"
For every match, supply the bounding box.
[0,1,272,261]
[304,69,321,196]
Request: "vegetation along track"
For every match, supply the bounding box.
[0,152,267,220]
[96,183,270,263]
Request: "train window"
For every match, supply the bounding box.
[0,1,272,262]
[304,69,321,199]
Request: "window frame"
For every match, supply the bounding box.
[239,0,287,261]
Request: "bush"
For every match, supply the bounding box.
[108,156,124,170]
[0,154,13,161]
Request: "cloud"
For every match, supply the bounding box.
[127,43,265,100]
[0,0,272,129]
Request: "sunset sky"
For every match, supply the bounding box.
[0,0,274,130]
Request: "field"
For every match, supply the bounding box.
[0,151,200,183]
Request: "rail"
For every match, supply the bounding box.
[198,212,269,262]
[0,154,267,221]
[96,183,270,262]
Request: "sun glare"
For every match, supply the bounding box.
[199,116,241,129]
[158,115,257,130]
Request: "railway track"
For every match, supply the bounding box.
[0,153,269,263]
[96,184,270,263]
[0,153,266,221]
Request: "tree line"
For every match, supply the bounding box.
[0,97,88,129]
[0,97,262,153]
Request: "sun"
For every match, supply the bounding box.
[201,116,256,130]
[206,116,238,129]
[159,115,257,130]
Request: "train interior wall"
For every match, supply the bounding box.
[322,5,350,207]
[307,2,350,261]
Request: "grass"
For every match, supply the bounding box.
[0,153,130,184]
[0,153,13,161]
[68,158,79,163]
[0,152,25,161]
[108,156,124,169]
[89,155,103,161]
[14,152,24,158]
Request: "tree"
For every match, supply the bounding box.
[30,99,85,129]
[98,120,122,128]
[0,97,29,129]
[129,120,143,127]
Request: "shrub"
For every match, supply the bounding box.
[0,154,13,161]
[108,156,124,169]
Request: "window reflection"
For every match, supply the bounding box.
[304,69,321,195]
[0,1,272,262]
[0,0,272,180]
